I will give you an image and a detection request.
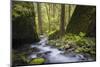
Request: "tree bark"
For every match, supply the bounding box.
[60,4,65,35]
[66,5,96,37]
[37,3,43,35]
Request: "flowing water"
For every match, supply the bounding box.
[28,35,92,64]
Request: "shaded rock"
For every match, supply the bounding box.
[76,54,86,60]
[12,51,28,66]
[37,53,45,58]
[43,45,48,47]
[63,51,76,57]
[58,48,64,51]
[37,51,51,58]
[12,2,39,49]
[67,48,75,52]
[44,51,52,55]
[64,44,71,50]
[30,47,40,52]
[59,52,65,55]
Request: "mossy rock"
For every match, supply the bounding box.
[12,2,39,49]
[12,50,29,65]
[29,58,45,64]
[29,47,40,53]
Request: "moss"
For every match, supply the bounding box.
[29,58,45,64]
[12,50,29,66]
[12,1,39,49]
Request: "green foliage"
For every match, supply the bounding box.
[75,37,96,58]
[29,58,45,64]
[12,50,46,65]
[12,1,35,18]
[65,32,95,58]
[79,32,86,37]
[12,50,29,65]
[62,32,84,42]
[48,32,96,58]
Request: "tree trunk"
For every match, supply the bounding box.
[68,5,71,22]
[37,3,43,35]
[60,4,65,35]
[66,5,96,37]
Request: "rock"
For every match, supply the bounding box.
[37,43,41,45]
[29,58,45,64]
[59,52,65,55]
[50,46,56,48]
[83,53,91,60]
[37,51,51,58]
[44,51,52,55]
[29,47,40,53]
[67,48,75,52]
[76,54,86,60]
[12,51,28,66]
[40,35,45,39]
[37,53,45,58]
[43,45,48,47]
[12,2,39,49]
[64,44,71,50]
[58,48,63,51]
[63,51,76,57]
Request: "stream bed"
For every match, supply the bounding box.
[28,35,93,64]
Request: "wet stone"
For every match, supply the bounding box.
[44,51,52,55]
[29,47,40,53]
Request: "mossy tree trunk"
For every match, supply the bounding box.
[60,4,65,35]
[37,3,43,35]
[66,5,96,37]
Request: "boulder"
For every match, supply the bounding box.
[12,2,39,49]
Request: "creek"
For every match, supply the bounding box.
[28,35,92,64]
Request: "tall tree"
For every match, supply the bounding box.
[66,5,96,37]
[37,3,43,35]
[68,5,71,22]
[60,4,65,35]
[45,4,51,33]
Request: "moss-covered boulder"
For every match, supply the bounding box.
[12,50,29,66]
[12,1,39,49]
[29,58,45,64]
